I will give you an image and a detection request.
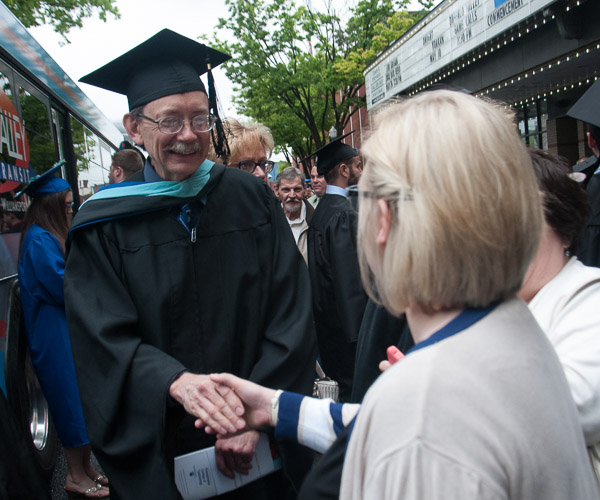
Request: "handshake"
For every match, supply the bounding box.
[167,347,400,478]
[169,372,278,435]
[169,345,404,439]
[169,372,279,477]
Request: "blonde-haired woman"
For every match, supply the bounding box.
[340,90,595,499]
[209,118,275,183]
[207,91,597,499]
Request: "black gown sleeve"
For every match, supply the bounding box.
[323,210,367,344]
[247,191,317,392]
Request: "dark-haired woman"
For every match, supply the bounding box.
[18,169,109,498]
[520,148,600,485]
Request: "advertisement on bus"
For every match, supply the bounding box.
[0,85,31,394]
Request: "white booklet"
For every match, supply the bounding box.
[174,432,282,499]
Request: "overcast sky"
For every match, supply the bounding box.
[27,0,427,129]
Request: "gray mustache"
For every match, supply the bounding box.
[165,143,203,154]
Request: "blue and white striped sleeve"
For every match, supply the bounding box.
[275,392,360,454]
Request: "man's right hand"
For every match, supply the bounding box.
[169,372,246,435]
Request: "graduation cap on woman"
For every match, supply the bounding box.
[308,132,358,176]
[16,160,70,198]
[79,29,231,157]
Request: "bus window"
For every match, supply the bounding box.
[18,87,55,175]
[100,140,112,184]
[0,72,12,103]
[70,116,114,199]
[70,115,90,171]
[82,126,105,187]
[0,76,27,264]
[51,108,67,162]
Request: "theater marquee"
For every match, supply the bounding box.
[365,0,557,109]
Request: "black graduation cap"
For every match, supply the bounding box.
[80,29,231,157]
[79,29,231,110]
[567,79,600,129]
[16,160,70,198]
[310,132,358,176]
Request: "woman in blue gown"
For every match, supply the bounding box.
[18,164,109,498]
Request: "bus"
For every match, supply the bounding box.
[0,0,123,479]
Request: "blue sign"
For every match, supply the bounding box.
[0,162,32,183]
[494,0,509,7]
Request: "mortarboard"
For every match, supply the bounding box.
[16,160,70,198]
[567,79,600,129]
[79,29,231,111]
[309,132,358,176]
[80,30,232,157]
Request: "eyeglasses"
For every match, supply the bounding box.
[134,113,217,134]
[232,160,275,174]
[345,185,413,211]
[65,202,74,208]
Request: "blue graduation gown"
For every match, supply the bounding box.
[18,224,88,448]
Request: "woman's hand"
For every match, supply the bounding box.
[207,373,277,435]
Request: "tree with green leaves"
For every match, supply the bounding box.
[5,0,119,42]
[210,0,429,165]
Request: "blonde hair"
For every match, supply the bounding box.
[208,117,274,164]
[359,90,542,314]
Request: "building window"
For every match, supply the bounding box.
[516,98,548,149]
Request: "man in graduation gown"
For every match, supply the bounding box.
[567,79,600,267]
[306,134,367,402]
[64,29,316,499]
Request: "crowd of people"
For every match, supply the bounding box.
[12,27,600,500]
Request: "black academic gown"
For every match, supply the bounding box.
[307,193,367,402]
[64,164,316,499]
